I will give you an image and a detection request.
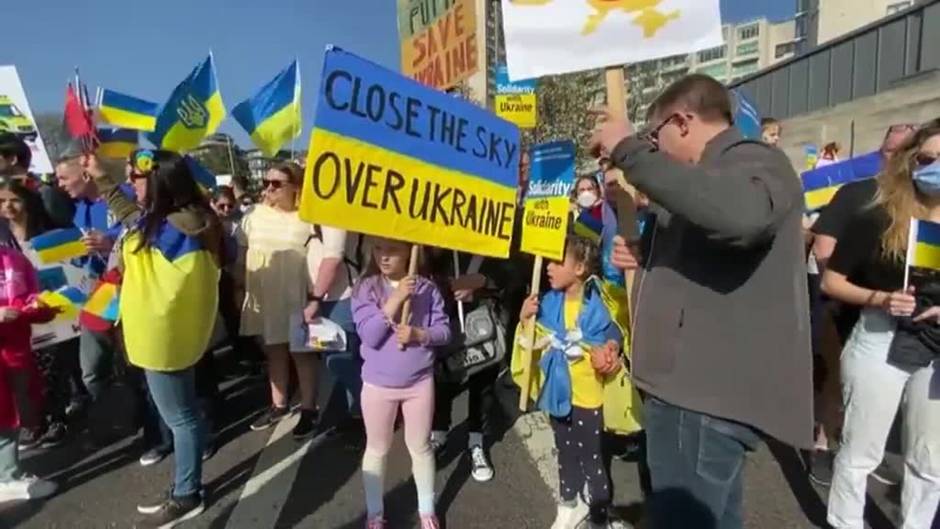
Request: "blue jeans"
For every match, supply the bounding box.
[644,397,761,529]
[320,299,362,417]
[144,367,205,498]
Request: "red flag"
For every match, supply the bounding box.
[64,83,95,145]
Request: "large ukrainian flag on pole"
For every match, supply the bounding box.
[148,54,226,153]
[232,60,301,157]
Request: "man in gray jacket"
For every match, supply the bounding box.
[593,75,813,528]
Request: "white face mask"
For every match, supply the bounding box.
[577,191,598,209]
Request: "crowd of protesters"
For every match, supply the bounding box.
[0,71,937,529]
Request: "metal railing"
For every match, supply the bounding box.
[730,0,940,120]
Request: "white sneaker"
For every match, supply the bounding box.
[0,474,57,502]
[551,496,589,529]
[469,445,494,482]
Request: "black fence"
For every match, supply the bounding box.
[731,0,940,120]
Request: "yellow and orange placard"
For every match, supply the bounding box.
[398,0,479,91]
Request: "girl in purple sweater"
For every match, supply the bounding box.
[351,238,451,529]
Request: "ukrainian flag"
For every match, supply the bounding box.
[30,228,88,264]
[120,223,220,371]
[573,210,603,243]
[97,128,138,159]
[909,219,940,272]
[184,155,218,192]
[148,54,226,153]
[98,89,158,132]
[801,151,882,211]
[232,60,301,157]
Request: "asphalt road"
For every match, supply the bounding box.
[0,361,932,529]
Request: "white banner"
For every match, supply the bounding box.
[0,65,54,174]
[501,0,723,81]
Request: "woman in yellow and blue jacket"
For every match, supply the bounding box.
[86,150,221,526]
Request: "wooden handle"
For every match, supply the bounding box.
[400,244,421,326]
[517,255,543,412]
[605,67,627,120]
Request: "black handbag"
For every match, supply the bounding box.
[438,299,507,383]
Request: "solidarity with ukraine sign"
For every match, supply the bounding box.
[299,47,520,258]
[495,65,537,129]
[520,141,575,261]
[501,0,723,80]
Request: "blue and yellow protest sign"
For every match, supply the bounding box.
[801,151,882,211]
[520,141,575,261]
[299,47,520,258]
[495,65,536,129]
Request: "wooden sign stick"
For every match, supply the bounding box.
[517,255,544,411]
[399,244,421,350]
[605,66,638,315]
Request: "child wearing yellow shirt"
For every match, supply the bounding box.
[517,236,621,529]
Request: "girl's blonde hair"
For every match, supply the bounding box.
[875,121,940,262]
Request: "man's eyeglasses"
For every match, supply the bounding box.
[215,202,235,211]
[262,179,286,190]
[645,113,682,147]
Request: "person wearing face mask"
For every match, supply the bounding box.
[822,121,940,529]
[573,174,603,217]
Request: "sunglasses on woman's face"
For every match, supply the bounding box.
[916,153,939,167]
[262,179,286,190]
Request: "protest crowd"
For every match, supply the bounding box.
[1,6,940,529]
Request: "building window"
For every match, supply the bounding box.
[732,59,759,76]
[697,63,728,80]
[736,42,759,57]
[886,1,912,14]
[697,46,726,63]
[775,42,796,58]
[738,24,759,41]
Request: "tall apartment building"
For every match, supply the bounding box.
[795,0,920,52]
[627,18,797,121]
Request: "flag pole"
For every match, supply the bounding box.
[291,57,300,161]
[605,64,637,328]
[226,135,238,180]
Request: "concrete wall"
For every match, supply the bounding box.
[779,69,940,167]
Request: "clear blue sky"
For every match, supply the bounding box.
[0,0,793,149]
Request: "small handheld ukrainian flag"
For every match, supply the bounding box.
[30,228,88,264]
[98,89,158,132]
[232,60,301,157]
[148,54,226,153]
[97,128,138,159]
[906,218,940,288]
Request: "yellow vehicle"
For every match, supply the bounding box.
[0,95,37,141]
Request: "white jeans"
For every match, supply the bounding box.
[827,309,940,529]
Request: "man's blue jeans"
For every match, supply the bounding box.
[644,397,761,529]
[144,367,204,498]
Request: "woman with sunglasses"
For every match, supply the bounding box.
[239,162,322,438]
[823,122,940,529]
[83,150,222,526]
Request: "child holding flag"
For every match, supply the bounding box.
[351,238,451,529]
[0,242,58,502]
[512,235,622,529]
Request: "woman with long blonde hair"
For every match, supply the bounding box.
[822,120,940,529]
